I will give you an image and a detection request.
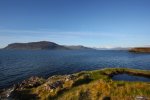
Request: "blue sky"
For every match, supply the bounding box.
[0,0,150,48]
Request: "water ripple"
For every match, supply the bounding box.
[0,50,150,89]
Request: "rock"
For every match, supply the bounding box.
[16,76,45,89]
[44,80,64,91]
[49,80,64,89]
[0,87,15,99]
[135,96,148,100]
[65,75,77,81]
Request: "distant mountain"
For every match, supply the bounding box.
[111,47,130,50]
[94,47,130,50]
[4,41,93,50]
[4,41,69,50]
[64,45,93,50]
[129,47,150,53]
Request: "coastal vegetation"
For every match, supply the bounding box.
[1,68,150,100]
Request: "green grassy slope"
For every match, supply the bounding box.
[6,68,150,100]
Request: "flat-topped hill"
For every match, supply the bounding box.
[4,41,68,50]
[4,41,93,50]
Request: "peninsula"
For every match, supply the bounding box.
[129,47,150,53]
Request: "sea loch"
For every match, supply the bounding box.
[0,50,150,89]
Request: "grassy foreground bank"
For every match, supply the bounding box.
[1,68,150,100]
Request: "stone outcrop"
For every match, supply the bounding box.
[15,76,45,89]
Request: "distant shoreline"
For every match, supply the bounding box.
[3,41,94,50]
[129,47,150,53]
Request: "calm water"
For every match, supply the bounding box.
[112,74,150,82]
[0,50,150,89]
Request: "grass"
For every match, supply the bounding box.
[11,68,150,100]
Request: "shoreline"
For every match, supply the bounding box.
[0,68,150,100]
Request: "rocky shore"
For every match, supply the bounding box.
[0,68,150,100]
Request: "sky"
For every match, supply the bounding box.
[0,0,150,48]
